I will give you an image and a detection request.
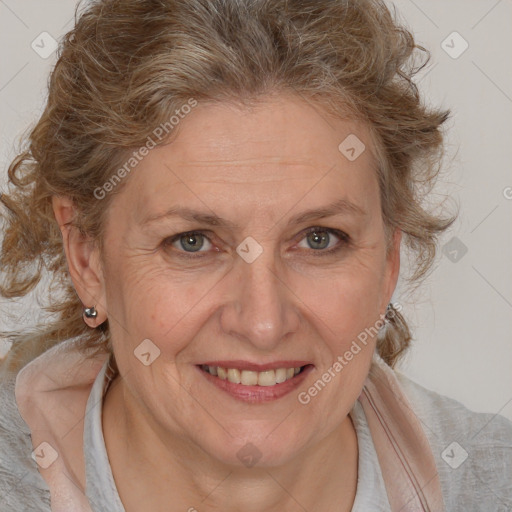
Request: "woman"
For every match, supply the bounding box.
[1,0,511,511]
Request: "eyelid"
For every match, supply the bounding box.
[296,226,349,243]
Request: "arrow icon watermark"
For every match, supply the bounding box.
[134,338,161,366]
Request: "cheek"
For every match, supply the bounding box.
[104,259,221,358]
[294,271,384,416]
[294,259,386,340]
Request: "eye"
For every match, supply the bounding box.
[165,231,214,254]
[296,227,349,255]
[162,227,349,260]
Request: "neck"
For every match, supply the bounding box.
[103,377,359,512]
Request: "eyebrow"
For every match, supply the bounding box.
[141,198,366,230]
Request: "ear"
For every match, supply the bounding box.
[52,196,107,327]
[381,228,402,312]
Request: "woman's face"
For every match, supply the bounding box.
[96,94,400,467]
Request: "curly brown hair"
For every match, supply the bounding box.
[0,0,455,375]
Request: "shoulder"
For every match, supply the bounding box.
[0,374,51,512]
[395,370,512,511]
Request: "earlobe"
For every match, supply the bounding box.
[52,196,107,327]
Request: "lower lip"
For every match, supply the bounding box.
[196,365,314,403]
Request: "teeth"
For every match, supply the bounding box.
[227,368,241,384]
[258,370,276,387]
[275,368,287,384]
[241,370,258,386]
[203,365,305,386]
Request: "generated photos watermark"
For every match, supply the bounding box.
[94,98,198,200]
[297,304,402,405]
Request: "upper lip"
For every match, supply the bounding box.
[198,360,313,372]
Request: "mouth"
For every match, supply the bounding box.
[196,363,314,402]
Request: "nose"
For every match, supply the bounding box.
[219,252,300,352]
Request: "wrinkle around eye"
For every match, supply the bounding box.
[159,227,354,263]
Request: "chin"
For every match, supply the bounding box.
[195,424,308,470]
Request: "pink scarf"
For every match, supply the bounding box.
[15,338,445,511]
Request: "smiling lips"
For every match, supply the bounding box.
[197,361,313,402]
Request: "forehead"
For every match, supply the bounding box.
[115,94,380,224]
[161,96,374,173]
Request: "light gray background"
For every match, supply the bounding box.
[0,1,511,422]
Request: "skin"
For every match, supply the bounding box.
[53,93,401,511]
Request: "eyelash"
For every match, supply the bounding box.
[162,227,350,260]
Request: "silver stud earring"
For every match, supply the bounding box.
[385,303,395,321]
[84,306,98,319]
